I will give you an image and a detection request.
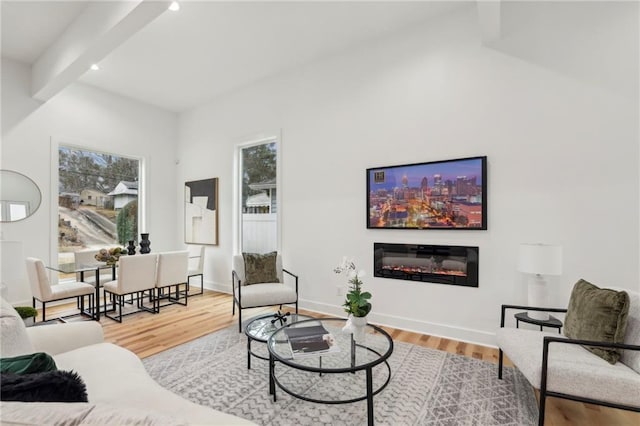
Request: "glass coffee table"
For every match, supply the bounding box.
[267,318,393,426]
[244,312,314,369]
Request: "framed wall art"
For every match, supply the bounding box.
[185,178,219,245]
[367,156,487,230]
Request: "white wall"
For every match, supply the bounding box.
[1,58,180,305]
[177,5,638,346]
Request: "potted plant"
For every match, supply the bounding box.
[15,306,37,326]
[334,257,371,339]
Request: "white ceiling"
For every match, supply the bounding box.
[1,1,472,112]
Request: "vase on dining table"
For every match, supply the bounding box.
[139,233,151,254]
[127,240,136,255]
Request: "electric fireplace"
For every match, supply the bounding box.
[374,243,479,287]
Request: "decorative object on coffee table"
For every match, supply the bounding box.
[334,257,371,340]
[139,233,151,254]
[127,240,136,255]
[244,312,313,369]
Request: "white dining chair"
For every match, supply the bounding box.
[103,254,158,322]
[156,251,189,309]
[25,257,95,322]
[73,249,116,286]
[187,246,205,296]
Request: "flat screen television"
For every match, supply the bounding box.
[367,156,487,230]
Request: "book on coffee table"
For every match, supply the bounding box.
[285,325,339,358]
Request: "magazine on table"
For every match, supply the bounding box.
[285,324,340,358]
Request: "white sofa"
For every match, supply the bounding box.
[0,297,254,425]
[496,288,640,426]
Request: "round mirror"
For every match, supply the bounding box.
[0,170,42,222]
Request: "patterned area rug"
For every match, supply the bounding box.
[143,326,538,425]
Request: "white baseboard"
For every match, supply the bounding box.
[301,298,498,348]
[203,282,498,348]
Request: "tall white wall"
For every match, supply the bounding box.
[1,58,179,304]
[178,5,638,345]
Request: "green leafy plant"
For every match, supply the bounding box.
[334,257,372,318]
[15,306,37,319]
[116,199,138,245]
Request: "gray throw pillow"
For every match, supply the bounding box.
[564,279,630,364]
[242,252,279,285]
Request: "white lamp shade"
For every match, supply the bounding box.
[517,243,563,275]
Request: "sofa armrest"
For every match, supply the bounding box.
[500,304,568,327]
[26,321,104,355]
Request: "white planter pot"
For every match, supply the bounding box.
[342,314,368,341]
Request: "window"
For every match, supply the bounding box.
[236,138,280,254]
[0,201,29,221]
[58,146,140,269]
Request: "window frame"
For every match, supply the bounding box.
[233,133,282,255]
[51,139,144,282]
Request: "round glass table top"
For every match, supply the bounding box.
[268,317,394,372]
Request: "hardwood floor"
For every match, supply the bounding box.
[43,290,638,426]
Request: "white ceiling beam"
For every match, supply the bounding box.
[31,0,170,102]
[476,0,502,44]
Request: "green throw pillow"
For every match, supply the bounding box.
[243,252,279,285]
[564,279,630,364]
[0,352,57,375]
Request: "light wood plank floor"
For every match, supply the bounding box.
[43,290,639,426]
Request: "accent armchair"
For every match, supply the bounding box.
[496,284,640,425]
[232,253,298,332]
[25,257,95,322]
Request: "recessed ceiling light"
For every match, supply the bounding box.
[168,1,180,11]
[90,64,100,71]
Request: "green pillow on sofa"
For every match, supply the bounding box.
[0,352,57,375]
[564,279,630,364]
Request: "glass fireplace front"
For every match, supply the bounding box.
[374,243,479,287]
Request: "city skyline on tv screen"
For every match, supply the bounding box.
[367,156,486,230]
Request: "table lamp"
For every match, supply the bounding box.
[517,243,563,320]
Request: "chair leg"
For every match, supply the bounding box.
[238,307,242,333]
[118,295,123,322]
[538,390,546,426]
[498,348,504,379]
[232,296,236,315]
[42,302,46,322]
[295,301,298,314]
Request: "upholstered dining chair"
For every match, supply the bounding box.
[187,246,205,296]
[25,257,95,322]
[232,252,298,332]
[103,254,158,322]
[155,251,189,309]
[73,249,116,286]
